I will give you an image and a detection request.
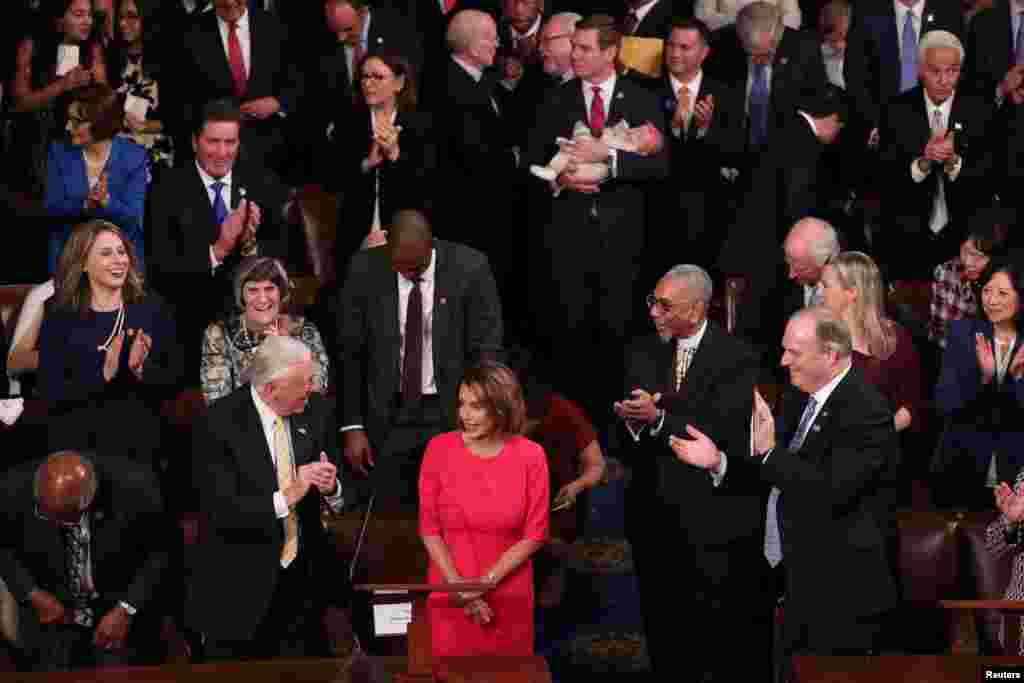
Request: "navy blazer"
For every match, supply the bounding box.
[935,317,1024,480]
[44,137,147,274]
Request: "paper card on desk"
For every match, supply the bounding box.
[620,37,663,77]
[56,46,80,77]
[0,398,24,426]
[124,94,150,120]
[373,601,412,636]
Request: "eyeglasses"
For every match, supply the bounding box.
[360,73,392,82]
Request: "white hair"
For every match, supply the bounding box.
[663,264,714,306]
[918,29,964,63]
[737,2,784,50]
[447,9,492,54]
[789,217,840,266]
[244,335,312,388]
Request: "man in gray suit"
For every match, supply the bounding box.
[337,209,503,509]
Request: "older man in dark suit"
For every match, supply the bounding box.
[614,265,768,681]
[188,335,344,660]
[0,452,169,671]
[673,306,900,671]
[178,0,304,177]
[337,209,503,509]
[147,99,291,365]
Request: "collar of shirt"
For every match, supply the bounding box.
[196,161,233,203]
[582,73,617,102]
[924,90,953,124]
[676,318,708,351]
[453,55,484,82]
[217,6,249,32]
[251,384,285,457]
[398,247,437,287]
[810,360,852,410]
[894,0,925,23]
[669,69,703,100]
[509,14,542,40]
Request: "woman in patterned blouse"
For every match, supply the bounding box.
[109,0,174,173]
[200,257,330,404]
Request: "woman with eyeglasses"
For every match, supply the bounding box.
[11,0,108,195]
[332,52,436,265]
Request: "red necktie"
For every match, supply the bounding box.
[590,85,606,137]
[443,0,457,14]
[228,21,248,98]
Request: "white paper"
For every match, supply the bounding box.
[0,398,24,426]
[56,45,80,77]
[124,94,150,120]
[372,602,412,636]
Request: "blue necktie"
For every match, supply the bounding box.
[749,63,769,148]
[764,396,819,567]
[211,181,228,225]
[900,10,918,92]
[1015,15,1024,65]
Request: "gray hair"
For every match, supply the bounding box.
[232,256,290,312]
[33,451,98,512]
[737,2,784,50]
[793,306,853,358]
[789,217,840,267]
[447,9,491,54]
[548,12,582,32]
[663,264,714,306]
[244,335,312,388]
[918,29,964,63]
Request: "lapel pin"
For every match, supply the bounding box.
[926,13,934,22]
[297,427,307,436]
[779,57,788,66]
[440,297,447,305]
[94,510,105,522]
[954,122,963,132]
[811,424,822,433]
[377,37,383,43]
[617,92,624,100]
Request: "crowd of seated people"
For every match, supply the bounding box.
[4,0,1024,675]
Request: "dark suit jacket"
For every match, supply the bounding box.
[843,0,964,132]
[187,388,340,641]
[332,109,436,264]
[621,0,686,39]
[146,161,291,346]
[0,457,169,645]
[733,368,900,633]
[337,239,503,447]
[879,86,995,241]
[179,9,303,169]
[619,323,765,547]
[965,1,1016,99]
[1001,100,1024,206]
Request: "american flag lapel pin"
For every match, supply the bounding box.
[297,427,307,436]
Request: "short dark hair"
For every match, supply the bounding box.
[458,361,527,437]
[667,17,712,47]
[193,98,242,138]
[69,83,124,141]
[326,0,370,11]
[577,14,621,50]
[966,208,1013,257]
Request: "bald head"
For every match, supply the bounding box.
[784,217,839,286]
[389,210,434,280]
[34,451,97,523]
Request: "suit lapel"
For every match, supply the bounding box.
[202,16,236,94]
[289,413,314,467]
[381,253,401,379]
[246,10,259,93]
[431,242,448,382]
[242,393,277,482]
[191,167,220,242]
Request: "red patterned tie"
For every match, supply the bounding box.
[228,21,248,98]
[590,85,606,137]
[443,0,457,14]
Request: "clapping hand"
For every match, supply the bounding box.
[126,328,152,380]
[86,173,109,210]
[612,388,660,424]
[374,122,402,162]
[1010,345,1024,381]
[101,331,125,382]
[693,94,715,130]
[996,482,1024,523]
[93,605,131,651]
[751,388,776,456]
[976,333,996,384]
[924,131,954,164]
[668,425,721,470]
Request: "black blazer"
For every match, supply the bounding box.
[337,239,503,446]
[621,0,685,39]
[333,109,437,263]
[732,368,900,628]
[619,324,765,547]
[186,389,340,641]
[0,457,169,644]
[879,86,995,236]
[843,0,964,131]
[146,161,291,341]
[966,1,1016,99]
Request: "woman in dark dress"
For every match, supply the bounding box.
[332,52,436,265]
[12,0,107,195]
[38,219,182,462]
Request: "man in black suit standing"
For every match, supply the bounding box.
[525,14,668,419]
[188,335,344,660]
[614,264,768,682]
[178,0,304,178]
[879,30,994,278]
[648,18,744,284]
[147,99,291,363]
[0,451,169,671]
[672,306,899,671]
[337,209,503,509]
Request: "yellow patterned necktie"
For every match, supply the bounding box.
[675,343,692,391]
[274,417,299,567]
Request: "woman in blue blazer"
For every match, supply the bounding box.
[935,259,1024,509]
[45,83,147,275]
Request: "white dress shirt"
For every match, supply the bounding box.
[582,74,620,175]
[910,92,962,234]
[217,9,251,76]
[197,162,234,271]
[669,70,708,139]
[894,0,925,56]
[397,248,438,395]
[822,46,845,88]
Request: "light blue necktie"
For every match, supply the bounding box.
[211,181,228,225]
[749,63,769,148]
[764,397,819,567]
[1015,14,1024,65]
[900,10,918,92]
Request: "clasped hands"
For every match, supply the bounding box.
[449,575,497,626]
[367,122,403,167]
[920,130,958,174]
[612,388,660,424]
[102,328,152,382]
[213,199,261,262]
[85,173,109,210]
[285,452,338,507]
[996,481,1024,523]
[667,389,776,470]
[29,589,130,650]
[555,137,610,195]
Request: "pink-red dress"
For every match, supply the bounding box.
[419,431,550,657]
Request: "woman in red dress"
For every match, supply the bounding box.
[419,361,550,657]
